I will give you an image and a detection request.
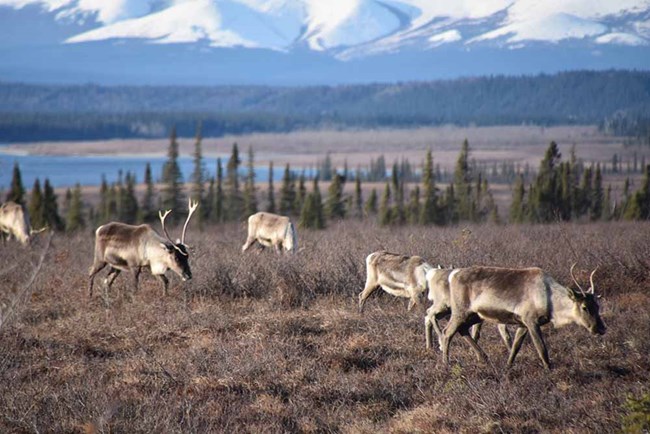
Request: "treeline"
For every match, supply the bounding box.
[6,127,650,233]
[510,142,650,223]
[2,70,650,141]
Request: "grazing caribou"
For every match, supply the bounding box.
[424,266,512,356]
[88,199,198,297]
[0,201,45,245]
[441,265,606,370]
[242,211,297,254]
[358,251,433,312]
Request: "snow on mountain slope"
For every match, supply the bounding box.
[1,0,649,56]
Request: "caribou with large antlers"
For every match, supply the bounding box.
[88,199,199,297]
[440,264,606,370]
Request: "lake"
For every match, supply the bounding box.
[0,152,300,189]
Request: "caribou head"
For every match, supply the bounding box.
[569,263,606,335]
[157,199,199,282]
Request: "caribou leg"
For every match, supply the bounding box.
[156,274,169,296]
[506,327,528,367]
[88,261,107,297]
[526,321,551,370]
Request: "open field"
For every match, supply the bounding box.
[3,125,646,172]
[1,221,649,432]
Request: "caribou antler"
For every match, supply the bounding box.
[181,198,199,245]
[158,209,187,255]
[589,266,599,294]
[570,262,586,295]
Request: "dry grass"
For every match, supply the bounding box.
[1,221,649,433]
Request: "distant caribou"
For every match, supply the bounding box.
[358,251,432,312]
[242,211,297,254]
[424,266,512,356]
[88,199,199,297]
[441,265,606,370]
[0,201,46,245]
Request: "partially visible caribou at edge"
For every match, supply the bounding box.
[0,201,46,245]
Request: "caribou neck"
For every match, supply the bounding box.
[548,279,579,328]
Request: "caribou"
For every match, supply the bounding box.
[242,211,297,254]
[358,251,432,312]
[424,266,512,356]
[0,201,45,245]
[440,264,606,370]
[88,199,198,297]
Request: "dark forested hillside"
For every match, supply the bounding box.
[1,70,649,141]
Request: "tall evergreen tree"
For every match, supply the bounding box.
[325,173,346,220]
[28,178,45,230]
[6,162,25,205]
[225,142,243,220]
[391,162,405,224]
[267,161,276,213]
[602,184,613,221]
[65,183,85,232]
[43,179,64,231]
[141,163,156,223]
[121,171,139,224]
[161,126,183,222]
[294,171,307,213]
[213,158,224,223]
[591,164,603,221]
[530,141,562,222]
[407,185,421,225]
[190,122,206,226]
[510,174,526,223]
[353,171,363,219]
[299,176,325,229]
[378,182,392,226]
[419,149,438,225]
[365,188,378,216]
[98,175,110,223]
[453,139,473,221]
[243,146,258,217]
[279,164,296,215]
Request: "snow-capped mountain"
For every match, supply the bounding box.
[1,0,649,84]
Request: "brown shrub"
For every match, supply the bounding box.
[0,221,648,432]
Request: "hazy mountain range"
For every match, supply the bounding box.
[1,0,649,85]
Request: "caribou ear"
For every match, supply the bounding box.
[176,238,181,244]
[160,242,172,252]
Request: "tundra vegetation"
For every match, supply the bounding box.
[0,221,649,432]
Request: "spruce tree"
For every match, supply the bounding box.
[161,126,183,222]
[243,146,258,217]
[6,162,25,205]
[530,141,562,222]
[43,179,64,231]
[190,123,206,226]
[353,172,363,219]
[365,188,378,216]
[602,184,613,221]
[28,179,45,230]
[299,177,325,229]
[591,164,603,221]
[213,158,224,223]
[267,161,276,213]
[407,186,421,225]
[294,171,306,214]
[141,163,156,222]
[325,173,346,220]
[98,175,110,223]
[121,172,138,224]
[225,142,243,220]
[279,164,296,215]
[510,174,526,223]
[420,149,438,225]
[65,183,85,232]
[453,139,473,221]
[378,182,392,226]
